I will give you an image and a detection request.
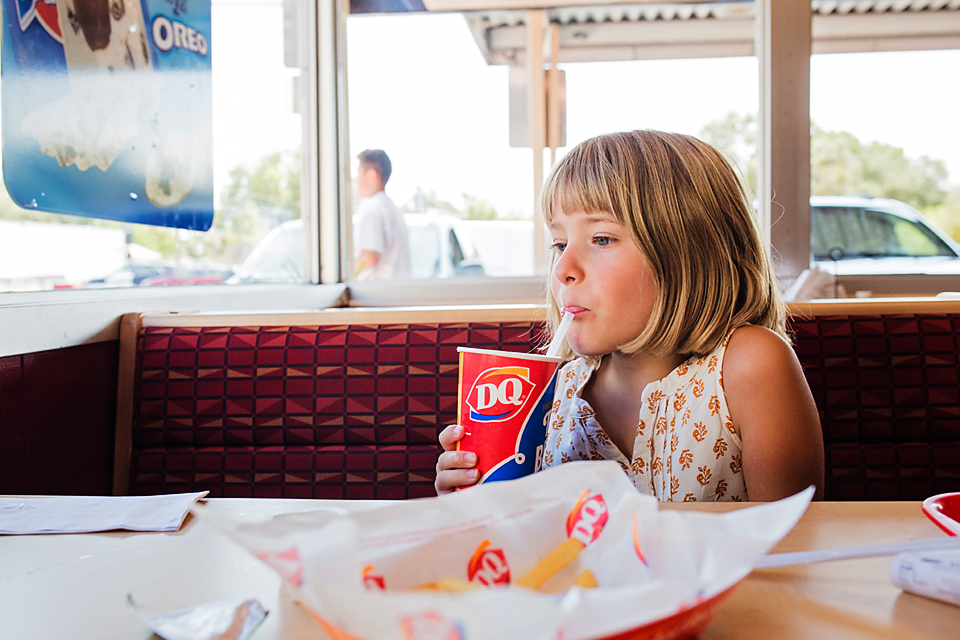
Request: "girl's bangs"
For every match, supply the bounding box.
[543,147,620,224]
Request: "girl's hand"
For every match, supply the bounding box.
[435,424,479,495]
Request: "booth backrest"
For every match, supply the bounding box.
[789,299,960,500]
[114,307,548,500]
[114,299,960,501]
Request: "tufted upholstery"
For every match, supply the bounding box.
[126,320,546,499]
[791,313,960,500]
[117,302,960,501]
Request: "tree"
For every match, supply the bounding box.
[405,189,459,215]
[214,149,301,262]
[699,112,757,195]
[925,186,960,241]
[698,113,955,230]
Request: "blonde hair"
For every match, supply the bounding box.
[542,130,786,361]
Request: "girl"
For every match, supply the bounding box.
[436,130,824,502]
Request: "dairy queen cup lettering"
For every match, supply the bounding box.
[457,348,562,486]
[466,367,535,422]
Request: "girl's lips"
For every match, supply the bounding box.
[562,306,587,316]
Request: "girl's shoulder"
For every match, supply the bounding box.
[721,325,800,392]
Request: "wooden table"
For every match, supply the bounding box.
[0,500,956,640]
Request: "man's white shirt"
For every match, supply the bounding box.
[354,191,411,278]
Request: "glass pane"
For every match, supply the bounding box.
[889,216,955,258]
[812,207,849,259]
[346,11,532,280]
[811,50,960,246]
[0,0,305,292]
[858,209,899,256]
[345,9,759,281]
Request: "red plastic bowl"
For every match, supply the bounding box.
[922,492,960,536]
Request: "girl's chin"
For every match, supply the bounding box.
[566,339,607,358]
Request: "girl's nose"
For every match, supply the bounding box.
[552,246,582,285]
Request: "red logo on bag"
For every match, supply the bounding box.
[566,492,608,546]
[467,540,511,586]
[466,366,536,423]
[363,564,386,590]
[400,610,463,640]
[254,547,303,585]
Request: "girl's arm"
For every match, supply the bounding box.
[723,325,825,501]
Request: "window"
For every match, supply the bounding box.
[0,0,305,293]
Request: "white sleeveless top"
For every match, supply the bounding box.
[542,334,747,502]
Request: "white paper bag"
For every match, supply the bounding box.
[194,461,812,640]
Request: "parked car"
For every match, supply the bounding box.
[85,264,233,287]
[227,210,485,284]
[811,196,960,277]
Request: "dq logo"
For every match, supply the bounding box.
[466,366,535,422]
[467,540,511,586]
[362,564,386,590]
[566,492,609,546]
[16,0,62,41]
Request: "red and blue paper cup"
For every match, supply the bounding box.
[456,347,562,486]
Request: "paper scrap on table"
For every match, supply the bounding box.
[128,595,268,640]
[890,548,960,607]
[0,492,208,535]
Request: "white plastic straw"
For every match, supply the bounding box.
[755,536,960,569]
[546,311,574,358]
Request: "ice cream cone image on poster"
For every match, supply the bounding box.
[145,129,196,207]
[58,0,152,72]
[19,0,156,173]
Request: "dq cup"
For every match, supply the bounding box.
[456,347,562,486]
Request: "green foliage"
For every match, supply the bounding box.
[699,113,956,238]
[925,187,960,241]
[216,149,301,262]
[811,125,948,210]
[406,188,526,221]
[406,189,459,215]
[463,194,499,220]
[698,112,757,197]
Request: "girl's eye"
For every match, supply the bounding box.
[552,242,567,253]
[594,236,615,247]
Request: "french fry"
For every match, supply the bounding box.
[416,577,480,592]
[515,538,586,590]
[573,569,597,589]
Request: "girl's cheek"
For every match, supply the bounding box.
[550,277,562,302]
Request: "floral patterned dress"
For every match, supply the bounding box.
[542,334,747,502]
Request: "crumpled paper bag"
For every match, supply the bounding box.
[194,461,812,640]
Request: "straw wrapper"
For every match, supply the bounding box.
[193,462,812,640]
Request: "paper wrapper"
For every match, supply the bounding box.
[194,461,812,640]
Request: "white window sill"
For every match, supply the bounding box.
[0,277,547,357]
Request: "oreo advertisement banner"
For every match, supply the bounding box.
[2,0,213,230]
[457,347,561,486]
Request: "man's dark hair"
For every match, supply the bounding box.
[357,149,392,185]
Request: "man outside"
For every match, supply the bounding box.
[354,149,411,279]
